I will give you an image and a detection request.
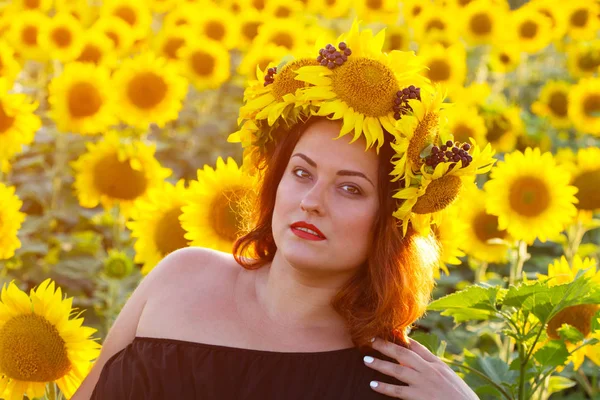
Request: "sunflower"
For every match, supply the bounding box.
[383,25,411,52]
[48,62,117,135]
[103,249,134,279]
[531,80,571,129]
[295,21,429,152]
[529,0,568,41]
[55,0,98,28]
[70,132,172,216]
[101,0,152,40]
[418,43,466,90]
[0,183,26,260]
[306,0,351,19]
[238,43,289,80]
[569,77,600,136]
[481,103,524,153]
[0,91,41,162]
[461,0,509,46]
[0,279,101,400]
[431,203,467,279]
[163,3,200,30]
[239,57,319,129]
[449,82,491,108]
[92,16,135,56]
[565,147,600,216]
[353,0,400,24]
[412,5,459,43]
[8,0,53,12]
[445,103,487,146]
[237,10,264,51]
[75,30,117,67]
[484,147,578,245]
[567,39,600,79]
[7,10,50,62]
[264,0,305,20]
[401,0,431,23]
[512,5,553,54]
[0,42,21,88]
[39,12,85,63]
[535,256,600,371]
[565,0,600,41]
[253,18,306,53]
[457,185,511,263]
[127,180,191,275]
[149,0,180,14]
[153,26,190,64]
[195,6,239,50]
[180,157,257,253]
[488,43,521,73]
[392,138,496,236]
[112,52,188,129]
[178,38,230,91]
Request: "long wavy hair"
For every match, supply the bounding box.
[232,117,440,351]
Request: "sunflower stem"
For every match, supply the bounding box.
[112,206,122,250]
[475,261,488,284]
[50,131,68,211]
[575,368,596,398]
[564,220,585,265]
[46,381,57,400]
[509,240,529,286]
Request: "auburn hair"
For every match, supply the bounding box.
[232,117,440,351]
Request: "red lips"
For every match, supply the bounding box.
[290,221,326,239]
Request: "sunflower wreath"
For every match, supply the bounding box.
[228,20,496,236]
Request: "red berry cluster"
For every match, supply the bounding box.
[264,67,277,87]
[423,140,473,169]
[317,42,352,69]
[393,86,421,120]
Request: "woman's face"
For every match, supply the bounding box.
[272,119,380,276]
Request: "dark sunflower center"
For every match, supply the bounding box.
[22,26,38,46]
[0,102,15,134]
[520,20,538,39]
[106,31,119,47]
[77,44,102,64]
[252,0,265,10]
[413,175,462,214]
[470,12,492,35]
[114,6,137,26]
[408,112,439,169]
[126,72,168,109]
[242,22,260,41]
[68,82,102,118]
[459,0,473,6]
[367,0,383,10]
[583,94,600,118]
[24,0,40,8]
[473,212,507,243]
[0,314,71,381]
[427,59,451,82]
[578,51,600,72]
[547,304,600,341]
[326,0,336,5]
[453,123,474,143]
[274,5,292,17]
[52,27,72,48]
[205,21,226,41]
[388,33,404,50]
[93,153,149,200]
[573,168,600,210]
[272,59,319,101]
[426,19,446,33]
[508,176,550,217]
[499,53,511,64]
[154,206,188,256]
[570,8,589,27]
[331,58,399,118]
[538,9,556,28]
[257,57,274,72]
[163,37,185,59]
[191,50,216,77]
[412,5,422,17]
[548,91,568,117]
[210,188,245,242]
[271,32,294,49]
[486,114,511,142]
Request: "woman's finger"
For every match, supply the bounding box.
[371,338,428,372]
[368,380,420,400]
[407,337,439,363]
[363,355,420,385]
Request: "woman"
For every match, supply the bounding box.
[74,21,489,400]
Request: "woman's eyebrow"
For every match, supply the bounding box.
[291,153,375,188]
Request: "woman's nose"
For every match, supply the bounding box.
[299,184,325,215]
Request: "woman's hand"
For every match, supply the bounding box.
[364,337,479,400]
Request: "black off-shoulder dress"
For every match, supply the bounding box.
[90,336,408,399]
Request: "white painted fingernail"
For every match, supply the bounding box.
[370,381,379,388]
[370,337,376,343]
[364,356,375,364]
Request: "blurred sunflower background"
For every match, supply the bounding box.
[0,0,599,398]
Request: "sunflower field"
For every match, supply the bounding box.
[0,0,600,399]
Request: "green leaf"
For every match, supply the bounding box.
[557,324,585,343]
[532,340,569,367]
[546,376,576,396]
[410,331,445,357]
[428,285,505,323]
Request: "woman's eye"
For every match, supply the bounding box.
[293,168,310,179]
[342,185,362,195]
